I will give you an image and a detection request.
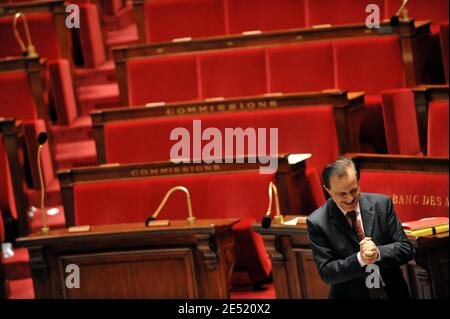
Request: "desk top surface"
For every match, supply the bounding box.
[17,218,238,247]
[253,215,449,248]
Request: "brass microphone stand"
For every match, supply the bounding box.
[151,186,196,225]
[13,12,38,58]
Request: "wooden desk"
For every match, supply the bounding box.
[17,219,237,298]
[254,216,449,299]
[407,232,449,299]
[254,218,329,299]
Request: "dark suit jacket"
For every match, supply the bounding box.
[307,193,414,299]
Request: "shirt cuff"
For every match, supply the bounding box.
[357,252,367,267]
[358,248,381,267]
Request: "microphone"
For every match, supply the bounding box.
[261,182,283,229]
[37,132,49,234]
[145,186,195,227]
[390,0,409,27]
[13,12,38,58]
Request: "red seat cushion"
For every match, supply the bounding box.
[144,0,226,42]
[428,101,449,157]
[126,54,199,105]
[381,89,422,155]
[225,0,306,34]
[360,171,449,222]
[6,278,34,299]
[0,71,39,120]
[307,0,386,27]
[0,13,62,60]
[266,42,335,93]
[198,47,268,99]
[334,36,406,95]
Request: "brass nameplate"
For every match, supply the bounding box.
[147,220,170,227]
[68,225,91,233]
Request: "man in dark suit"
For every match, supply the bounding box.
[307,158,414,299]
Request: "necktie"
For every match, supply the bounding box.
[346,211,365,241]
[347,211,388,299]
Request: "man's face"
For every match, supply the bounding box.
[324,167,361,212]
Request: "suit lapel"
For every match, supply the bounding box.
[360,194,375,237]
[328,200,359,245]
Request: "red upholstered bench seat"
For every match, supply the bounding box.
[103,106,340,174]
[126,36,404,105]
[139,0,447,42]
[360,171,449,222]
[124,36,405,152]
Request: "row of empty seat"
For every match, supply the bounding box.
[136,0,449,43]
[125,36,406,105]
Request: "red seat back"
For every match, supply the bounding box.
[73,171,275,225]
[0,13,62,60]
[381,89,422,155]
[0,135,18,220]
[0,71,38,120]
[126,54,200,105]
[334,36,406,95]
[198,47,268,99]
[428,101,449,157]
[78,3,106,67]
[266,42,335,93]
[143,0,226,43]
[103,106,340,173]
[48,59,78,125]
[306,0,386,26]
[225,0,306,34]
